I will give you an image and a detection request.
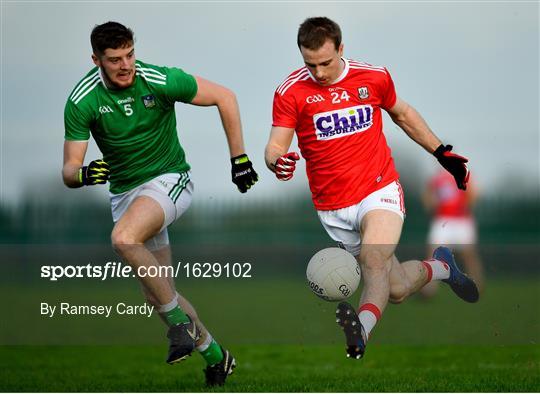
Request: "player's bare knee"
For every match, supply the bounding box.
[389,287,407,304]
[389,281,411,304]
[389,295,405,304]
[111,228,139,253]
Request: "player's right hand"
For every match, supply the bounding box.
[274,152,300,181]
[79,159,110,186]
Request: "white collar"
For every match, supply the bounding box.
[98,69,109,90]
[307,57,349,86]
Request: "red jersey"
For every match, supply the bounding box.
[272,58,399,210]
[429,170,471,218]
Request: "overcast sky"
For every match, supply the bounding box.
[1,1,538,206]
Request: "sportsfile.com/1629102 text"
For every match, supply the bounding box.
[40,261,253,281]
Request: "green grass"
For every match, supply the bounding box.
[1,344,538,392]
[0,279,539,391]
[1,279,539,346]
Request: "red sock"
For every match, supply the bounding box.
[422,259,450,282]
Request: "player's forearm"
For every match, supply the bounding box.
[62,163,83,188]
[390,104,441,153]
[265,127,296,172]
[216,90,246,158]
[264,143,286,172]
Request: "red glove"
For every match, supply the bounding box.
[274,152,300,181]
[433,144,470,190]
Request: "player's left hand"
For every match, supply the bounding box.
[231,154,258,193]
[433,144,470,190]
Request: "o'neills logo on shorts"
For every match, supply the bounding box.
[313,105,373,140]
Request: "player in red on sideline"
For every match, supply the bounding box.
[264,17,479,360]
[422,169,484,297]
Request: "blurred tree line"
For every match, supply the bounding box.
[1,180,538,243]
[1,188,538,277]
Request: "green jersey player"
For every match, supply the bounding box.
[63,21,257,387]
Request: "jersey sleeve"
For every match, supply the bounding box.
[380,68,397,111]
[164,67,198,104]
[64,99,91,141]
[272,90,297,129]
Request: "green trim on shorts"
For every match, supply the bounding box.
[168,172,190,203]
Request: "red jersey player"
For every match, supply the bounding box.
[422,169,484,297]
[264,17,479,360]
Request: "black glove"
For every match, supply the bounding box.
[433,144,469,190]
[78,159,110,186]
[231,154,258,193]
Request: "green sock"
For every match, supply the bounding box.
[200,339,224,366]
[162,306,190,326]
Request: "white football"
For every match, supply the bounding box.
[306,247,361,301]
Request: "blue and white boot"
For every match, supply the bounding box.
[434,246,479,303]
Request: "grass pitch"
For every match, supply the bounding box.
[1,344,538,392]
[0,279,538,391]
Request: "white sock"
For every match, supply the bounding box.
[157,295,178,313]
[358,303,381,338]
[423,259,450,282]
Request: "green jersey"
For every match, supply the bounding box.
[64,60,198,194]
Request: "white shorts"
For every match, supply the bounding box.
[317,180,405,256]
[428,216,477,247]
[110,172,194,251]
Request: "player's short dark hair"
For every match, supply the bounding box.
[91,21,134,56]
[297,17,342,50]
